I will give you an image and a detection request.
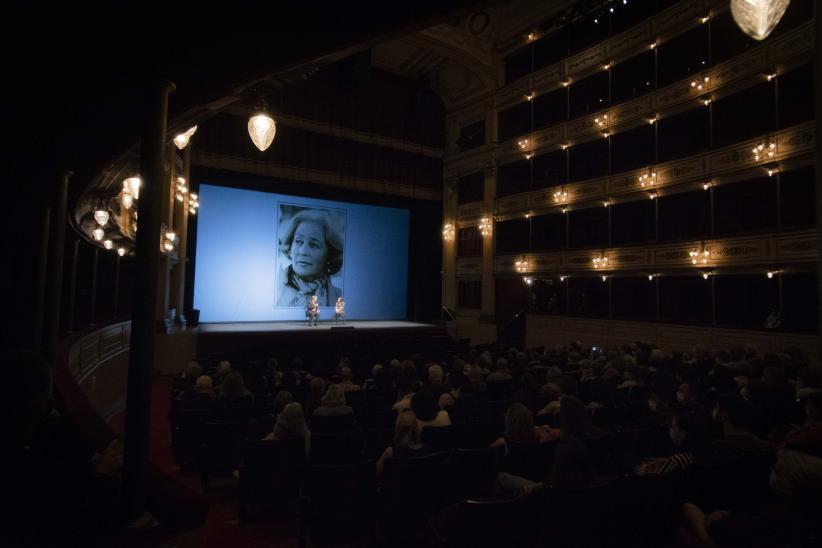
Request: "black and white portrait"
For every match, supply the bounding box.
[274,204,345,308]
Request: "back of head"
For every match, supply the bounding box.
[494,357,508,371]
[221,371,247,399]
[184,361,203,380]
[505,402,535,442]
[410,389,438,422]
[274,402,307,439]
[428,364,443,385]
[322,383,347,407]
[217,360,232,378]
[340,366,353,382]
[194,375,214,394]
[309,377,327,398]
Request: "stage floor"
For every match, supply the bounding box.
[197,320,431,333]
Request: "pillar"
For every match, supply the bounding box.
[43,170,72,364]
[170,145,191,326]
[122,79,174,523]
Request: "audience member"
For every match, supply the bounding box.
[376,410,433,477]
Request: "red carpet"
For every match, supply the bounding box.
[109,375,300,548]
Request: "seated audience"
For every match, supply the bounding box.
[491,402,559,453]
[782,391,822,458]
[263,402,311,456]
[410,389,450,433]
[338,366,361,393]
[304,377,326,417]
[633,411,710,476]
[392,378,415,412]
[313,384,356,421]
[376,409,434,477]
[272,390,295,420]
[487,358,512,381]
[549,397,597,488]
[192,375,216,399]
[219,371,254,405]
[711,395,778,464]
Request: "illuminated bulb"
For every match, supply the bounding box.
[121,191,133,210]
[525,92,535,101]
[442,223,455,241]
[701,14,711,23]
[766,72,777,81]
[703,272,710,280]
[702,98,712,106]
[173,125,198,149]
[561,79,570,87]
[648,275,655,281]
[248,111,277,151]
[703,182,711,190]
[594,114,609,127]
[117,247,126,257]
[603,62,612,70]
[650,42,657,50]
[649,192,657,200]
[602,130,610,138]
[768,167,779,177]
[602,200,610,207]
[524,276,533,285]
[527,32,536,42]
[123,177,141,200]
[518,139,529,149]
[94,209,109,226]
[561,207,568,214]
[767,271,774,279]
[92,228,104,241]
[731,0,791,41]
[525,153,534,160]
[602,275,608,282]
[103,239,113,250]
[560,142,569,150]
[560,276,566,282]
[165,231,176,242]
[648,117,657,124]
[176,194,184,202]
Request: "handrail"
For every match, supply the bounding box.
[441,306,457,322]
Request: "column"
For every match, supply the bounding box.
[480,160,496,324]
[156,143,175,332]
[170,145,191,326]
[442,174,458,314]
[122,79,174,524]
[43,170,72,364]
[816,11,822,358]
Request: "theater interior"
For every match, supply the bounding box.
[4,0,822,546]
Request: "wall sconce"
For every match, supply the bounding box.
[92,227,104,241]
[648,116,658,125]
[594,114,609,127]
[517,138,529,150]
[703,272,711,280]
[690,76,710,91]
[479,216,492,237]
[592,254,609,269]
[560,142,569,150]
[767,270,781,279]
[526,31,537,42]
[602,200,610,207]
[561,207,569,214]
[515,256,530,273]
[525,92,535,101]
[649,192,658,200]
[702,181,712,190]
[602,129,611,138]
[442,223,455,241]
[94,207,110,227]
[173,126,198,150]
[702,97,712,106]
[689,247,710,265]
[602,61,612,70]
[188,192,200,216]
[553,187,568,202]
[123,177,141,200]
[648,274,656,281]
[701,14,711,23]
[561,78,570,87]
[117,247,126,257]
[103,239,113,250]
[601,275,608,282]
[638,169,656,187]
[523,276,534,285]
[559,275,567,282]
[120,190,134,210]
[753,141,776,161]
[767,165,780,177]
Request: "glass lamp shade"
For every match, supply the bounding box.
[92,227,104,241]
[121,191,134,210]
[173,126,198,150]
[123,177,141,200]
[103,239,113,250]
[117,247,126,257]
[730,0,790,40]
[94,209,109,226]
[248,112,277,151]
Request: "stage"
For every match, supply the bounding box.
[197,320,430,333]
[194,320,452,360]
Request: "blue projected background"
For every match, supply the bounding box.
[194,184,409,322]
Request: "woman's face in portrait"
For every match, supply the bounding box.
[290,220,327,279]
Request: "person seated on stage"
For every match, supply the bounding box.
[333,296,345,323]
[305,293,320,326]
[338,366,361,393]
[376,410,434,478]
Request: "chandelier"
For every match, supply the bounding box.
[731,0,790,41]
